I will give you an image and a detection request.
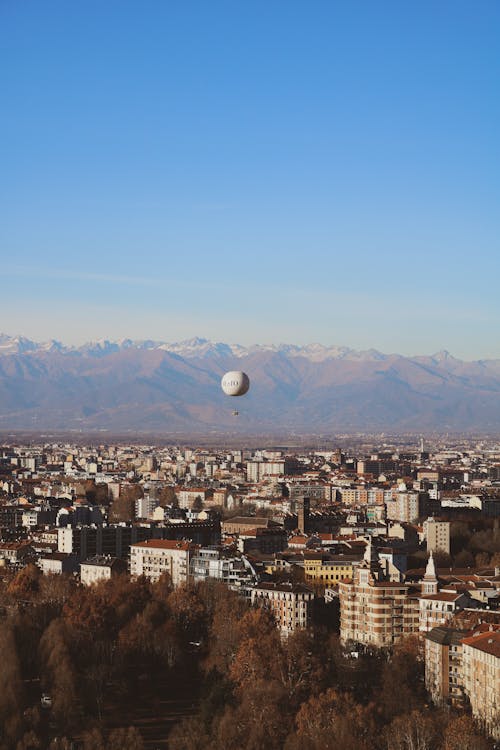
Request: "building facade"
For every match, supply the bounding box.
[250,582,314,639]
[339,541,419,648]
[129,539,196,586]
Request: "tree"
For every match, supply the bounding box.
[211,679,289,750]
[168,717,211,750]
[193,495,204,512]
[275,630,325,707]
[81,729,105,750]
[167,585,207,643]
[158,486,178,507]
[385,710,436,750]
[39,619,79,732]
[8,564,41,599]
[109,484,143,522]
[0,623,23,743]
[16,730,42,750]
[107,727,144,750]
[379,638,425,721]
[441,714,489,750]
[286,689,377,750]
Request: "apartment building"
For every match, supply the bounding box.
[80,555,127,586]
[339,541,419,648]
[302,554,362,585]
[250,582,314,638]
[423,517,450,555]
[425,625,500,739]
[425,626,468,706]
[462,631,500,739]
[129,539,197,586]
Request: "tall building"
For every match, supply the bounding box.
[339,540,419,648]
[425,626,468,707]
[462,631,500,738]
[426,625,500,739]
[424,517,450,555]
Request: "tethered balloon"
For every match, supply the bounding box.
[221,371,250,397]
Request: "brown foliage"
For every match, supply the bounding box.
[167,584,207,640]
[7,564,41,599]
[441,714,489,750]
[39,619,79,732]
[288,688,377,750]
[384,710,436,750]
[107,727,144,750]
[0,623,23,740]
[211,679,289,750]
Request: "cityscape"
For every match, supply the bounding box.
[0,433,499,747]
[2,1,500,748]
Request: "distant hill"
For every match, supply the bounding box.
[0,334,499,432]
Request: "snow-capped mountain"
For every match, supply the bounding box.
[0,332,500,432]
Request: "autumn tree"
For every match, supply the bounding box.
[107,727,144,750]
[379,637,425,721]
[81,728,105,750]
[441,714,489,750]
[275,629,326,707]
[384,710,436,750]
[158,485,178,507]
[211,679,289,750]
[0,623,23,744]
[39,618,79,732]
[8,564,41,600]
[109,483,143,522]
[167,584,208,643]
[285,689,378,750]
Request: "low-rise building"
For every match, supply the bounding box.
[40,552,78,576]
[80,555,127,585]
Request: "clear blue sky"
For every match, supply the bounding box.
[1,1,499,358]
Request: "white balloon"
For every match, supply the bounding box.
[221,371,250,397]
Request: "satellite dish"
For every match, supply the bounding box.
[221,371,250,397]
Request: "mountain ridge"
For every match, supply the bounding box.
[0,334,499,432]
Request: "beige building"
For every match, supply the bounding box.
[339,541,419,648]
[425,626,468,707]
[129,539,197,587]
[425,625,500,739]
[251,582,314,639]
[462,631,500,739]
[80,555,127,586]
[175,488,209,509]
[424,517,450,555]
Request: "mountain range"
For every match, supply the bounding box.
[1,334,499,433]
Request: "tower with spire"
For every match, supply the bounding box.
[357,537,385,585]
[422,550,438,595]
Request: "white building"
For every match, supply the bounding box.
[80,555,127,585]
[129,539,197,587]
[190,548,256,588]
